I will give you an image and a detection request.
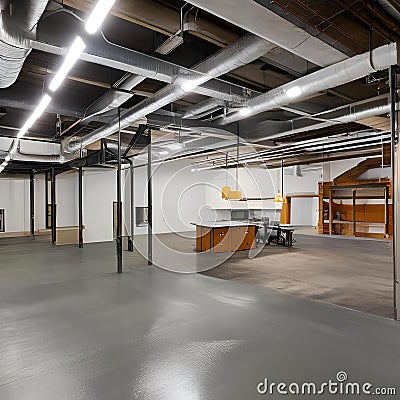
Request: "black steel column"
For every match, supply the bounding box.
[29,170,34,238]
[116,108,123,273]
[128,160,134,252]
[51,167,56,245]
[78,166,83,248]
[390,65,398,320]
[147,129,153,265]
[45,171,48,228]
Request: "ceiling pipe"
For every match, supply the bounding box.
[193,130,389,166]
[62,33,273,154]
[249,94,392,142]
[375,0,400,24]
[218,43,399,125]
[0,0,50,88]
[80,74,146,124]
[183,98,227,119]
[32,10,262,103]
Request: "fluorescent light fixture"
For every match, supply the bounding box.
[49,36,86,92]
[17,122,29,139]
[239,107,251,117]
[5,155,10,162]
[85,0,116,34]
[286,86,302,98]
[26,94,52,129]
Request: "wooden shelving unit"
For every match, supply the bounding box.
[318,181,391,239]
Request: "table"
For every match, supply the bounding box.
[267,224,295,247]
[194,221,257,252]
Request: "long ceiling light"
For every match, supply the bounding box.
[17,94,52,139]
[49,36,86,92]
[85,0,116,34]
[2,0,120,174]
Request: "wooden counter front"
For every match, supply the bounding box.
[195,222,256,252]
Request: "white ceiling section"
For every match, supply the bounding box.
[186,0,348,67]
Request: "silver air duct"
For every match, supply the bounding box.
[250,95,392,142]
[0,0,49,88]
[183,98,226,119]
[81,74,146,123]
[63,33,273,153]
[219,43,399,125]
[31,10,266,104]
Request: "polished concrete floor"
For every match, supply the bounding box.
[145,229,393,318]
[1,237,399,399]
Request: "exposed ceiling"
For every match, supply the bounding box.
[0,0,398,173]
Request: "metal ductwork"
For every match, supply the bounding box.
[13,150,65,163]
[219,43,399,125]
[32,10,267,104]
[80,74,146,124]
[63,33,273,153]
[0,0,49,88]
[249,95,392,142]
[6,139,66,163]
[183,98,226,119]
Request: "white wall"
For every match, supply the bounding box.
[56,171,77,228]
[83,168,116,243]
[283,167,322,226]
[1,155,391,240]
[130,159,208,235]
[0,174,47,233]
[0,176,29,232]
[34,175,46,231]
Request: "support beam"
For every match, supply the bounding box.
[116,109,123,273]
[78,166,83,249]
[45,171,49,229]
[51,168,56,245]
[389,65,399,321]
[30,170,34,239]
[147,130,153,265]
[123,124,147,158]
[128,160,134,252]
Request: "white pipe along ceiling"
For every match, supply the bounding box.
[65,42,399,155]
[218,43,399,125]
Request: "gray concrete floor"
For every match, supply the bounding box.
[147,230,394,318]
[1,237,400,399]
[204,233,394,318]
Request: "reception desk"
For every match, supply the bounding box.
[194,221,257,253]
